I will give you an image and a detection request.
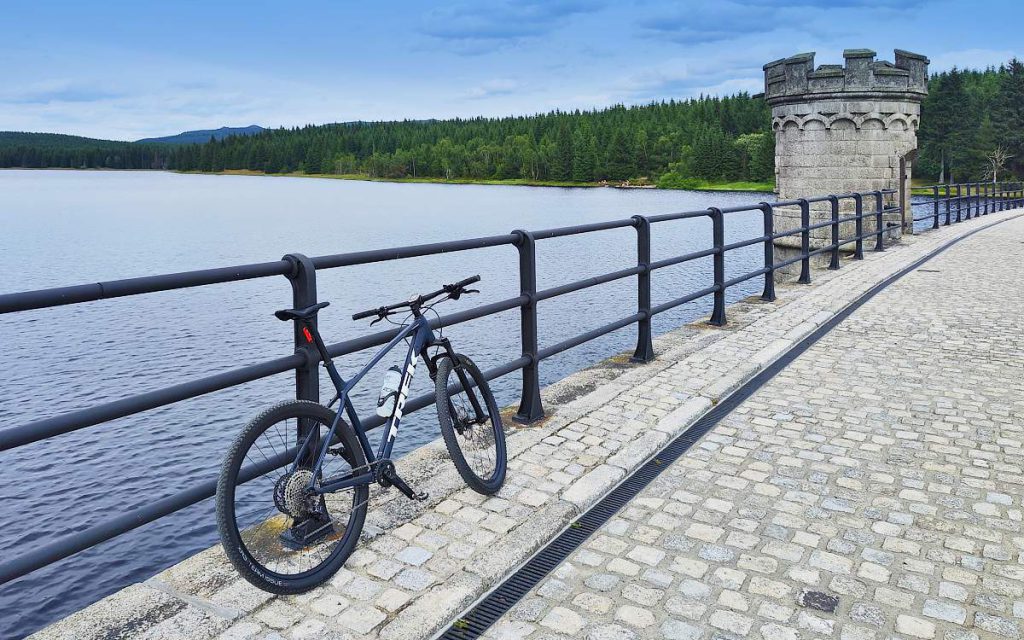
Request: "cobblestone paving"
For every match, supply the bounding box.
[31,209,1024,640]
[483,215,1024,640]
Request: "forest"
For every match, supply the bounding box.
[1,58,1022,187]
[0,96,774,187]
[916,59,1024,182]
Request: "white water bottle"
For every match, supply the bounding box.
[376,366,402,418]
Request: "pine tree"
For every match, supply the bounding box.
[553,121,574,181]
[992,59,1024,177]
[571,128,596,181]
[605,129,635,181]
[919,69,972,182]
[690,125,738,181]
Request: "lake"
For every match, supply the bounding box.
[0,170,773,638]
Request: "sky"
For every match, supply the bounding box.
[2,0,1022,141]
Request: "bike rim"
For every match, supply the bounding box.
[229,414,361,580]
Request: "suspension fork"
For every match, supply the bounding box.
[429,337,486,424]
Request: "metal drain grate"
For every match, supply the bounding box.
[436,215,1019,640]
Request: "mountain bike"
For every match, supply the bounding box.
[215,275,506,593]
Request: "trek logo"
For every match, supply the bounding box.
[387,357,418,440]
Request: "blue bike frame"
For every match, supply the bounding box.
[293,314,438,495]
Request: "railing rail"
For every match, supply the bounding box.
[910,181,1024,229]
[1,181,1018,586]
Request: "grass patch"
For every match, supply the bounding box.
[182,169,773,192]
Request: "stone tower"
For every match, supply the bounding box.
[763,49,929,266]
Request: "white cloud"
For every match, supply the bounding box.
[464,79,521,99]
[929,48,1022,71]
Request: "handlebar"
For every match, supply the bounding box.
[352,275,481,322]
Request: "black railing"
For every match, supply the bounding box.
[1,182,1014,586]
[911,181,1024,229]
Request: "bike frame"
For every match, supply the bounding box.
[290,312,461,496]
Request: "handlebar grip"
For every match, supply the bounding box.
[352,307,381,321]
[454,274,481,288]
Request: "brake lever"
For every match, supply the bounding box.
[370,314,385,326]
[463,289,479,294]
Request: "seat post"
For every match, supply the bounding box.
[302,320,345,391]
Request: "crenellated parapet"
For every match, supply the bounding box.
[764,49,929,105]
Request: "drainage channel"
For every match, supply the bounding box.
[435,213,1021,640]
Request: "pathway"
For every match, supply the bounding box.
[482,216,1024,640]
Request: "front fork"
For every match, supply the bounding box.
[426,337,486,430]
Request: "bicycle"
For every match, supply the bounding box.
[215,275,507,593]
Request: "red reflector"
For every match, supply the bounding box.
[302,327,314,343]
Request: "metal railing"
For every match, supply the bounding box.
[911,181,1024,228]
[0,182,1009,586]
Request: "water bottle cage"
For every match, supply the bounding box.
[376,390,399,410]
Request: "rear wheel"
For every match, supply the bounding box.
[216,400,368,594]
[435,355,506,494]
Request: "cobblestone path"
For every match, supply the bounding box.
[483,216,1024,640]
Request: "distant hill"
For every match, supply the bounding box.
[135,125,264,145]
[0,131,123,149]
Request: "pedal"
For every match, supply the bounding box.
[387,469,427,502]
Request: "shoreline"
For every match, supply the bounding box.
[0,167,775,193]
[193,169,777,193]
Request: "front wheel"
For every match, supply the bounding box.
[435,354,506,494]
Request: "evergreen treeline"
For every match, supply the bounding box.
[0,132,170,170]
[3,58,1023,185]
[0,96,775,184]
[918,59,1024,182]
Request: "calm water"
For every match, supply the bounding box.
[0,170,773,638]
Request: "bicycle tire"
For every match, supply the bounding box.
[216,400,368,594]
[435,355,506,494]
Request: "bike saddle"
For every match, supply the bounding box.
[274,301,330,321]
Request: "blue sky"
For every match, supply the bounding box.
[2,0,1021,140]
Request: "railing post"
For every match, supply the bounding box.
[512,229,543,424]
[631,215,655,363]
[828,195,840,270]
[932,185,940,229]
[283,253,319,405]
[965,183,972,220]
[798,199,811,284]
[709,207,727,326]
[985,182,990,215]
[873,191,885,252]
[759,202,776,301]
[853,193,865,260]
[956,184,962,222]
[944,184,951,225]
